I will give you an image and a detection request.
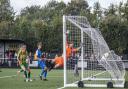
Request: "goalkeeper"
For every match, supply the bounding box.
[66,42,81,59]
[66,42,81,76]
[17,45,32,82]
[48,42,81,71]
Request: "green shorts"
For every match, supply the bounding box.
[20,63,29,69]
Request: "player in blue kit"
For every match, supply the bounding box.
[36,42,48,81]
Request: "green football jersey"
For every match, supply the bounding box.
[17,50,28,64]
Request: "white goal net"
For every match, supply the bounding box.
[61,15,125,88]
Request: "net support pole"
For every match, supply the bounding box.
[63,15,67,87]
[81,28,84,80]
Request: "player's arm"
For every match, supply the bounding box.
[36,50,41,60]
[76,47,81,51]
[26,52,29,64]
[17,51,22,65]
[73,43,83,52]
[73,47,81,52]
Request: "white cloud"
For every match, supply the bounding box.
[10,0,27,15]
[10,0,51,15]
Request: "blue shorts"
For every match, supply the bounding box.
[38,60,46,69]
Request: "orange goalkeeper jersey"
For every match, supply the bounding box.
[66,47,77,59]
[54,56,64,67]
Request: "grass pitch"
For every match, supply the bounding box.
[0,68,128,89]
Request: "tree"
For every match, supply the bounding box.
[92,2,102,28]
[100,3,128,54]
[64,0,89,15]
[1,0,126,54]
[0,0,14,38]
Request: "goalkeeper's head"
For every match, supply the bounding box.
[69,42,73,48]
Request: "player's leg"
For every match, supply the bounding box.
[46,60,55,71]
[73,57,79,76]
[49,62,55,71]
[40,69,44,80]
[28,70,32,82]
[38,60,43,80]
[26,64,32,82]
[17,69,24,75]
[54,64,61,68]
[40,67,48,80]
[43,67,48,81]
[74,64,79,76]
[20,64,28,82]
[17,62,24,76]
[39,61,48,81]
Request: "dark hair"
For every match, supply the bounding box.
[68,42,73,44]
[57,53,62,57]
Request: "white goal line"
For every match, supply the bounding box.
[73,71,107,84]
[58,70,107,89]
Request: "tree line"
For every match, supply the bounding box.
[0,0,128,54]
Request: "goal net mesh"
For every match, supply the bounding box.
[64,16,125,86]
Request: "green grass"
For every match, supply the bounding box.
[0,68,128,89]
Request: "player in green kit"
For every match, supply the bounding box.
[17,45,32,82]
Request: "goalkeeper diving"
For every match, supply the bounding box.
[48,42,81,76]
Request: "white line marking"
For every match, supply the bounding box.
[71,71,107,84]
[58,71,107,89]
[89,71,106,77]
[0,75,16,79]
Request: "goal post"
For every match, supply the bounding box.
[60,15,125,89]
[63,15,67,87]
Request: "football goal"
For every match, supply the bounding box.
[59,15,125,89]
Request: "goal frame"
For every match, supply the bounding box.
[59,15,125,89]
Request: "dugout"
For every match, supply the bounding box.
[0,39,25,67]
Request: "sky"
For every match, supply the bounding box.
[10,0,127,15]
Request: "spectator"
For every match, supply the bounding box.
[14,52,17,65]
[29,52,33,64]
[0,59,2,72]
[8,50,12,67]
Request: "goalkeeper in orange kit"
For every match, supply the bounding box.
[48,42,81,76]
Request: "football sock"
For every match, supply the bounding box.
[43,70,47,79]
[24,70,28,78]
